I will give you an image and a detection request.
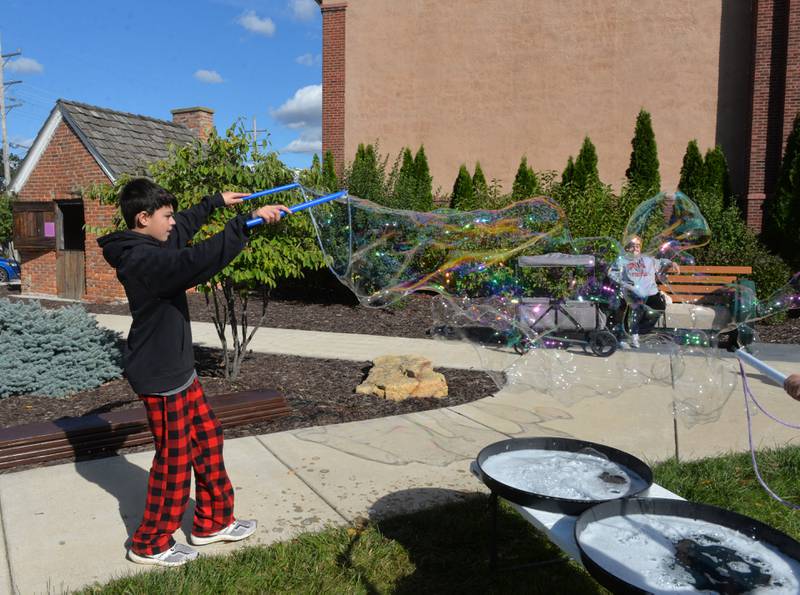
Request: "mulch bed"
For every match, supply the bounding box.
[0,285,497,458]
[1,279,797,440]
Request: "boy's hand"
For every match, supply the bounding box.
[221,192,250,206]
[668,262,680,274]
[785,374,800,400]
[252,204,292,224]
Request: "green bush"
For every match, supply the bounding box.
[449,164,476,210]
[345,143,388,204]
[678,140,705,203]
[413,146,434,211]
[0,192,11,247]
[0,300,123,398]
[391,147,417,209]
[322,150,339,192]
[572,137,601,191]
[625,109,660,196]
[511,156,540,200]
[472,161,489,205]
[762,111,800,264]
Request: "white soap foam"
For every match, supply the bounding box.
[481,448,648,501]
[578,513,800,593]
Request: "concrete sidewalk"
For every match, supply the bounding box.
[1,316,799,592]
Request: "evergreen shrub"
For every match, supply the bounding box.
[0,300,123,398]
[625,109,660,195]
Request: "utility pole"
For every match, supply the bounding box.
[0,36,22,188]
[251,116,268,154]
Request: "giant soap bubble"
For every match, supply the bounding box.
[306,188,754,427]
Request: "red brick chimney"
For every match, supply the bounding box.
[171,107,215,141]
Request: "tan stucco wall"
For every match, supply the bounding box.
[339,0,752,196]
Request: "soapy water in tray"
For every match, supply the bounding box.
[481,448,648,501]
[578,513,800,593]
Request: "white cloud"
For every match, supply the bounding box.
[283,127,322,153]
[238,10,276,36]
[295,53,314,66]
[289,0,317,21]
[271,84,321,128]
[194,69,224,84]
[6,57,43,74]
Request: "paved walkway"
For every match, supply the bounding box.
[1,315,800,592]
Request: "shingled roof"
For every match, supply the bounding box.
[58,99,198,178]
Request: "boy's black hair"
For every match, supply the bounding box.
[119,178,178,229]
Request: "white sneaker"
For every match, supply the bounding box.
[618,340,630,350]
[190,519,257,546]
[127,543,199,567]
[631,334,640,349]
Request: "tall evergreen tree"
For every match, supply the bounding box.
[347,143,384,203]
[561,156,575,187]
[413,145,433,211]
[392,147,417,209]
[625,109,660,195]
[703,146,732,210]
[472,161,489,207]
[762,111,800,258]
[321,150,339,191]
[511,156,540,200]
[449,165,475,210]
[678,140,705,203]
[573,137,600,191]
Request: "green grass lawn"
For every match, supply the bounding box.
[79,446,800,595]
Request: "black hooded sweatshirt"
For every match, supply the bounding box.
[98,194,250,394]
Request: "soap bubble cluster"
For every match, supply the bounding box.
[307,188,796,427]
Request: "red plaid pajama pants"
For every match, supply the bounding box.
[131,379,234,555]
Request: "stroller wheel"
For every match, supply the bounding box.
[589,330,618,357]
[513,338,531,355]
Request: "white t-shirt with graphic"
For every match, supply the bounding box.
[611,255,672,298]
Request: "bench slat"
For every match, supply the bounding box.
[679,265,752,274]
[659,284,737,294]
[663,275,738,284]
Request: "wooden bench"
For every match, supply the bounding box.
[658,265,753,304]
[0,389,291,471]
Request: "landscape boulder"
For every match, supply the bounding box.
[356,354,448,400]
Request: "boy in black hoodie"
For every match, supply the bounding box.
[98,178,289,567]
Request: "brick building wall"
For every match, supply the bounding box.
[321,2,347,177]
[17,119,125,300]
[745,0,800,232]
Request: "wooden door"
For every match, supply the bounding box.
[57,250,85,299]
[55,201,86,299]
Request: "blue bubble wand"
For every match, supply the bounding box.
[241,184,348,228]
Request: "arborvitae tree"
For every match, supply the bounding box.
[762,111,800,258]
[472,161,489,206]
[678,140,706,203]
[625,109,660,194]
[511,156,540,200]
[347,143,384,203]
[413,145,433,211]
[703,146,732,210]
[573,137,600,191]
[321,150,339,191]
[449,164,475,210]
[562,156,575,187]
[392,147,417,209]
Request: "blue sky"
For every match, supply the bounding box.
[3,0,322,169]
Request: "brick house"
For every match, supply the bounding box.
[317,0,799,231]
[10,100,214,301]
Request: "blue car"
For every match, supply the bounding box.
[0,256,20,283]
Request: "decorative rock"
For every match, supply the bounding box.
[356,354,448,400]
